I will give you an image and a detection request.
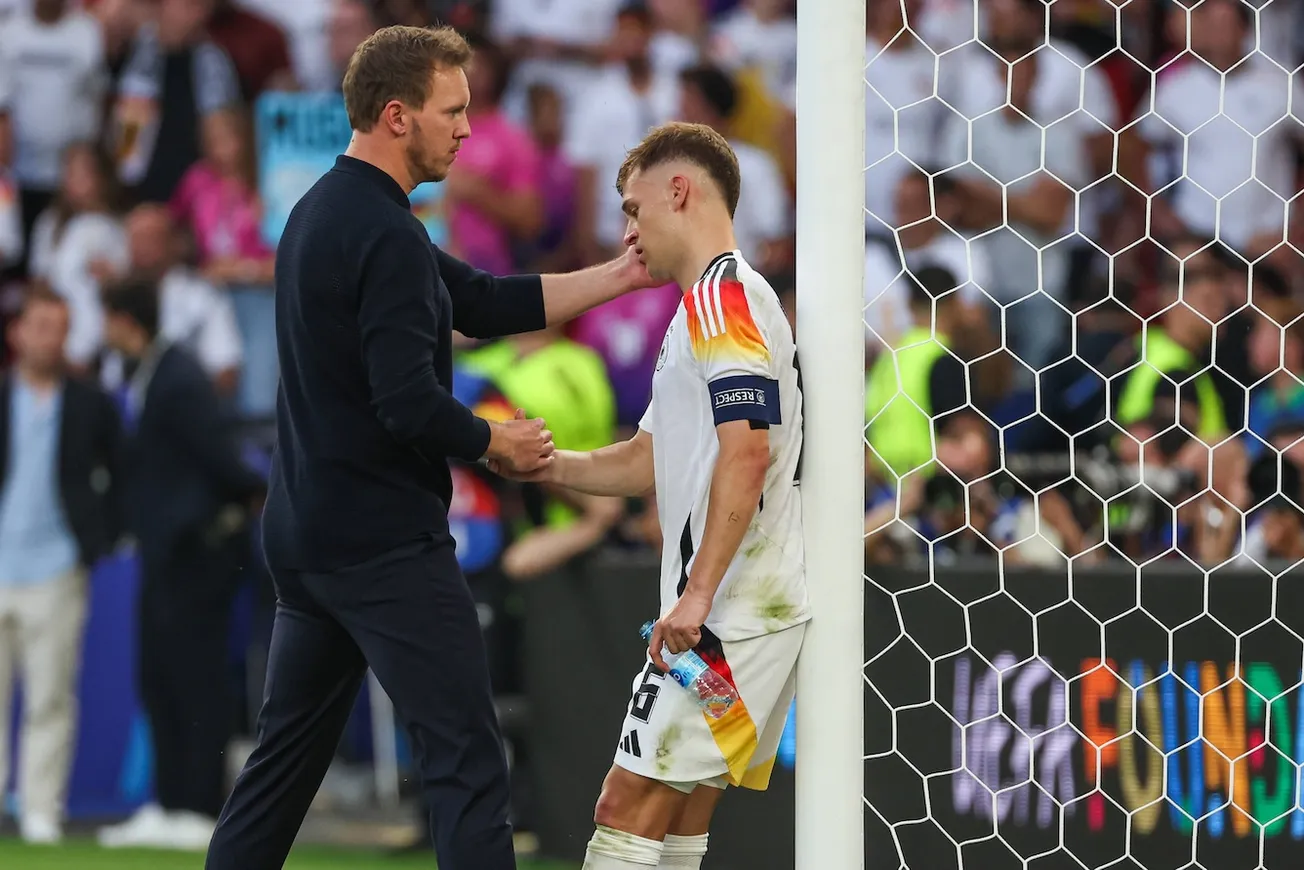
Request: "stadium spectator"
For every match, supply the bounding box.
[0,172,26,278]
[940,0,1117,376]
[1245,297,1304,461]
[458,327,622,581]
[445,35,543,275]
[648,0,706,79]
[0,0,106,261]
[236,0,333,93]
[1114,261,1229,443]
[864,265,969,484]
[520,83,579,272]
[565,2,678,264]
[374,0,435,28]
[28,142,128,370]
[491,0,621,129]
[570,281,681,431]
[1111,393,1221,563]
[863,171,995,365]
[169,106,275,417]
[92,0,155,89]
[677,63,791,273]
[709,0,795,104]
[99,203,242,395]
[1135,0,1304,254]
[1238,450,1304,567]
[0,287,121,845]
[866,413,1004,567]
[205,0,295,99]
[170,108,271,281]
[323,0,379,92]
[863,0,955,233]
[109,0,241,203]
[95,274,262,852]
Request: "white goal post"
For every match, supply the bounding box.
[794,0,867,867]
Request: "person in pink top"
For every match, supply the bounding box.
[169,106,277,419]
[170,107,274,285]
[445,35,543,275]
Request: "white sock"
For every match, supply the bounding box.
[658,833,709,868]
[582,825,664,868]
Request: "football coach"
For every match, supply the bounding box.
[205,25,657,870]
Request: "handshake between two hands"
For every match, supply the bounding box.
[484,409,555,481]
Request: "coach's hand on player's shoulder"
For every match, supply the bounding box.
[649,589,711,669]
[484,409,555,476]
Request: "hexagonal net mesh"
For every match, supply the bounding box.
[861,1,1304,868]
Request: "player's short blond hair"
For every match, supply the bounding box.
[343,25,472,133]
[616,122,742,217]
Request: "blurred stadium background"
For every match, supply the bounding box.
[1,0,1303,867]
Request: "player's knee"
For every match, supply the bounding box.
[592,768,667,831]
[593,778,636,829]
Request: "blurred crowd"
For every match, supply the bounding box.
[0,0,1300,850]
[861,0,1304,574]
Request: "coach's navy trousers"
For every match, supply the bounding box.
[205,534,516,870]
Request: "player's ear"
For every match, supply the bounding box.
[670,175,689,211]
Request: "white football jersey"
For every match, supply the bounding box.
[639,250,810,642]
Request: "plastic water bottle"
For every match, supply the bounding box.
[640,621,740,720]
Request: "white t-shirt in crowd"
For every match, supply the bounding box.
[917,0,978,53]
[492,0,623,128]
[29,210,128,366]
[650,30,700,80]
[1138,55,1304,253]
[639,250,809,641]
[709,8,797,100]
[732,139,791,266]
[0,10,105,189]
[239,0,331,92]
[940,39,1116,244]
[940,42,1100,303]
[563,65,679,250]
[863,230,992,350]
[100,268,243,389]
[864,35,956,231]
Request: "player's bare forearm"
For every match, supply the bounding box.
[683,422,770,602]
[550,430,654,497]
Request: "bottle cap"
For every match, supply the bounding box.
[639,621,655,640]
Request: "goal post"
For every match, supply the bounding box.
[794,0,867,866]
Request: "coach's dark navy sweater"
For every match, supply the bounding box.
[262,155,545,571]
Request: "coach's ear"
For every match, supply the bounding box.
[382,100,407,137]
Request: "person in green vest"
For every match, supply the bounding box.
[864,265,969,484]
[1114,263,1230,442]
[457,325,624,579]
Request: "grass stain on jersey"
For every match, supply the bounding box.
[757,596,801,626]
[741,540,768,560]
[655,724,684,777]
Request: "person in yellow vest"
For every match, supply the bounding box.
[864,265,969,485]
[1114,262,1230,442]
[457,326,624,580]
[1112,265,1253,563]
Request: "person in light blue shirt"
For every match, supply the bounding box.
[0,286,123,845]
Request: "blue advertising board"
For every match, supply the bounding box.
[255,91,447,248]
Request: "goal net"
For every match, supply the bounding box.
[859,0,1304,868]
